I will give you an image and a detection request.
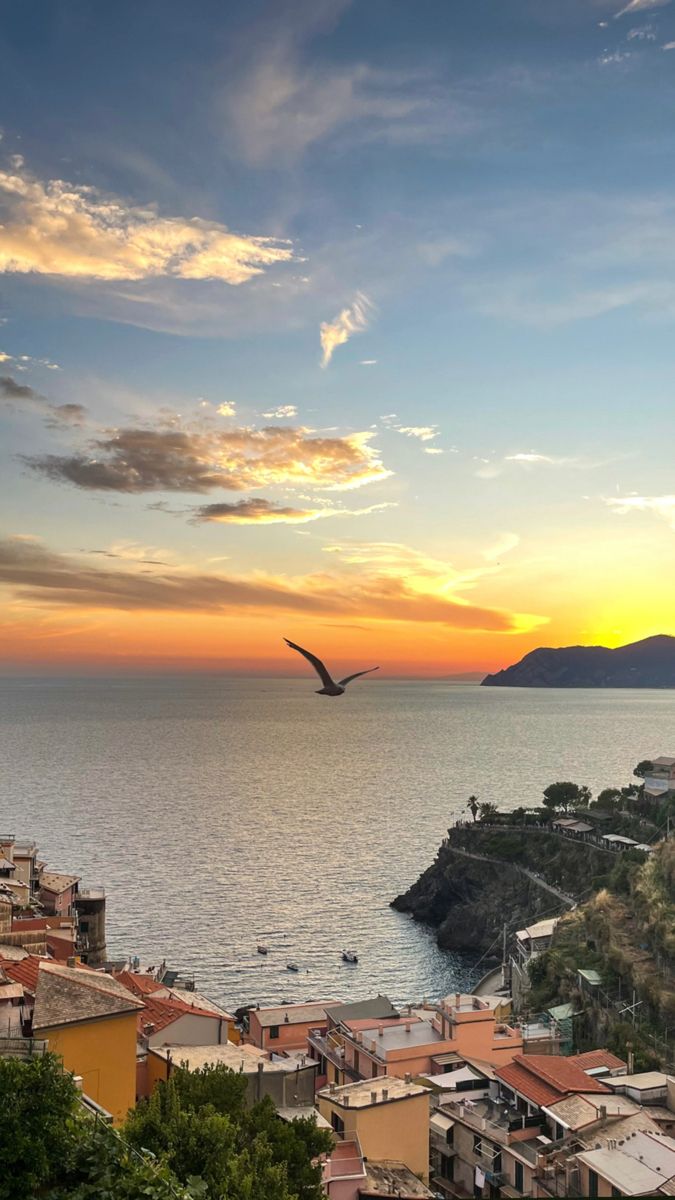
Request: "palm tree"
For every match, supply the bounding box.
[467,795,479,822]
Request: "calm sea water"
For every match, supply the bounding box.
[2,677,675,1010]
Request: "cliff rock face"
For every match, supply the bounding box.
[392,828,615,957]
[482,634,675,688]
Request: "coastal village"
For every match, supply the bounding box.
[3,758,675,1198]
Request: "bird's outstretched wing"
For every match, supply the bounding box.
[284,639,335,687]
[338,667,379,687]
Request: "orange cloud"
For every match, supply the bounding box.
[27,424,392,494]
[0,166,293,283]
[0,536,542,633]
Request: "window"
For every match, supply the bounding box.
[473,1134,482,1156]
[331,1111,344,1135]
[440,1154,454,1181]
[269,1025,279,1039]
[588,1168,598,1199]
[493,1151,502,1173]
[514,1161,524,1193]
[79,919,89,933]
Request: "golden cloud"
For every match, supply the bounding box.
[0,536,543,633]
[320,293,372,367]
[0,166,293,283]
[192,498,395,524]
[27,424,392,493]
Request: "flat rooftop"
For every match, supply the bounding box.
[253,1000,336,1028]
[359,1019,445,1054]
[151,1043,317,1074]
[319,1075,427,1109]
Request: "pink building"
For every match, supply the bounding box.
[246,1000,337,1054]
[39,872,80,917]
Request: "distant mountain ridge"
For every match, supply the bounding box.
[481,635,675,688]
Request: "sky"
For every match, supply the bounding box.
[2,0,675,677]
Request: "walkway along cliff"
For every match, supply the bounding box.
[391,824,616,958]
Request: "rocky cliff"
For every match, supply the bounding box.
[391,827,616,957]
[482,634,675,688]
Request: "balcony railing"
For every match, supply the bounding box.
[76,887,106,900]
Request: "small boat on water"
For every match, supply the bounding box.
[257,945,269,955]
[286,962,300,972]
[342,950,358,964]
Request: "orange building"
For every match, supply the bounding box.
[246,1000,337,1054]
[32,960,144,1123]
[311,995,522,1085]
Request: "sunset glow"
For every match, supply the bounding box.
[3,1,675,676]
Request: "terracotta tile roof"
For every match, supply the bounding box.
[495,1055,610,1108]
[0,954,45,994]
[139,993,225,1036]
[114,970,164,998]
[524,1055,610,1094]
[569,1049,627,1072]
[495,1060,562,1108]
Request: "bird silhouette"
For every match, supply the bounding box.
[284,639,379,696]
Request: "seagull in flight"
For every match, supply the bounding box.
[284,639,379,696]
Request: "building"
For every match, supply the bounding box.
[31,960,144,1123]
[576,1129,675,1197]
[39,872,81,916]
[310,996,523,1088]
[145,1040,319,1109]
[317,1076,431,1183]
[641,756,675,802]
[429,1052,636,1198]
[246,1000,337,1053]
[510,918,559,1010]
[74,887,107,965]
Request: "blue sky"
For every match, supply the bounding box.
[2,0,675,673]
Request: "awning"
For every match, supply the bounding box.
[430,1113,455,1136]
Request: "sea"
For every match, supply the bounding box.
[2,676,674,1011]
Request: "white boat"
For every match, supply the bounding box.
[342,950,358,964]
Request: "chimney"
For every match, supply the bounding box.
[404,1072,412,1084]
[66,956,76,968]
[378,1024,384,1037]
[371,1090,378,1104]
[343,1094,350,1106]
[599,1105,607,1121]
[455,993,460,1007]
[382,1087,389,1101]
[405,1022,411,1033]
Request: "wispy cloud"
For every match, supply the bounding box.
[320,293,372,367]
[397,425,439,443]
[359,360,377,367]
[262,404,298,419]
[482,533,520,562]
[604,493,675,528]
[663,39,675,47]
[614,0,671,16]
[0,535,544,633]
[0,348,60,371]
[0,163,294,284]
[27,422,392,493]
[192,498,394,525]
[1,374,86,426]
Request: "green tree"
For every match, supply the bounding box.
[543,782,591,813]
[634,760,654,779]
[595,788,622,811]
[124,1066,332,1200]
[0,1052,78,1200]
[467,795,479,822]
[478,801,498,822]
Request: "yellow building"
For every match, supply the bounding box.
[317,1075,430,1182]
[32,961,144,1124]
